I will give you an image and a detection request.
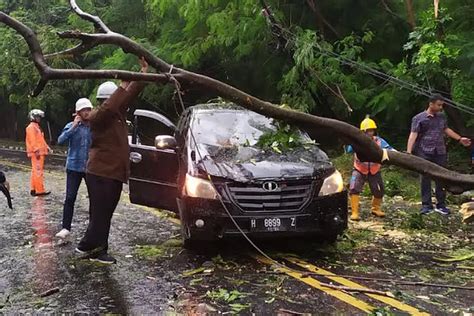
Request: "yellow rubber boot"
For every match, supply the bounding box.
[371,197,385,217]
[350,194,360,221]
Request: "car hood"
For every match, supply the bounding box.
[194,144,334,183]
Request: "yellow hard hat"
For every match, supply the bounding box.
[360,115,377,131]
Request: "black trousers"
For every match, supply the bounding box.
[78,173,122,253]
[417,152,447,208]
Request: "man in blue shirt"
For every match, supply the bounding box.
[407,94,471,215]
[55,98,93,239]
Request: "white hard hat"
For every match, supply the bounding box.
[75,98,93,112]
[28,109,45,121]
[96,81,118,100]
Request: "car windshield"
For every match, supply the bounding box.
[191,110,307,147]
[189,109,330,165]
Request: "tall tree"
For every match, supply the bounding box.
[1,1,474,193]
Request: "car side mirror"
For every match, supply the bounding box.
[155,135,177,150]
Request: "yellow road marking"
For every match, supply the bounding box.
[285,256,430,316]
[254,254,375,313]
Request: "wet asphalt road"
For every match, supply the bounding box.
[0,150,185,314]
[0,150,353,314]
[0,148,473,315]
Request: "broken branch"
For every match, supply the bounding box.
[70,0,110,33]
[2,3,474,193]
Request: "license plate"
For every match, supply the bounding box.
[250,217,296,232]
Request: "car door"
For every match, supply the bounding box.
[129,109,179,212]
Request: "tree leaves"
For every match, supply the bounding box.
[1,0,473,140]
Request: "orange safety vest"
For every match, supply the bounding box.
[354,137,382,175]
[25,122,49,157]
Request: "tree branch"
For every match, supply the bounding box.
[55,31,172,73]
[311,69,353,113]
[0,12,49,81]
[0,12,172,96]
[2,5,474,193]
[305,0,340,38]
[45,37,99,59]
[69,0,110,33]
[379,0,403,20]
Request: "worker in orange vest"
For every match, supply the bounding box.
[25,109,51,196]
[346,116,394,221]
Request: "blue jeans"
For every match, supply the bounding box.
[417,152,447,208]
[61,170,86,230]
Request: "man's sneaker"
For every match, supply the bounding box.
[435,206,450,216]
[55,228,70,239]
[89,253,117,264]
[75,246,93,254]
[420,206,434,215]
[30,190,35,196]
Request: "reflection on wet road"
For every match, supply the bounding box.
[31,197,58,294]
[0,153,178,313]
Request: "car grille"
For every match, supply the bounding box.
[226,180,316,213]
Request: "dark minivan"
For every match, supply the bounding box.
[128,103,347,247]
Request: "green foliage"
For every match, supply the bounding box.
[279,29,377,116]
[206,288,248,303]
[402,212,426,230]
[134,239,182,260]
[383,168,420,200]
[256,121,308,154]
[0,0,473,144]
[400,6,474,127]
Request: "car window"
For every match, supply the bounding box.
[192,111,308,147]
[135,116,175,147]
[189,110,329,164]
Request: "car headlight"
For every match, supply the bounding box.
[319,170,344,196]
[184,174,218,199]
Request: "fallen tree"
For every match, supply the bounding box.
[0,0,473,193]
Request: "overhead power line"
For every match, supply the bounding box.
[262,5,474,116]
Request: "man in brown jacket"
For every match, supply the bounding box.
[77,58,148,264]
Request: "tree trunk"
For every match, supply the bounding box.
[434,0,440,18]
[405,0,416,30]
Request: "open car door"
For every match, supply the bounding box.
[129,109,179,212]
